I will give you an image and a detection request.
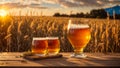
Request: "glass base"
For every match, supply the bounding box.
[71,53,87,58]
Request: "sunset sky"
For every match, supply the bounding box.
[0,0,120,16]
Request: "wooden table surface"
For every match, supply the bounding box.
[0,52,120,67]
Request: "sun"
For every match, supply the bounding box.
[0,9,7,17]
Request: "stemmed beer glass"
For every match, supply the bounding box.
[67,19,91,58]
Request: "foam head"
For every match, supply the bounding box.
[47,37,58,40]
[33,37,47,40]
[70,24,89,29]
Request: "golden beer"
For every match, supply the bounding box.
[67,24,91,55]
[32,38,48,56]
[47,37,60,55]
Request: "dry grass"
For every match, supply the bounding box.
[0,16,120,53]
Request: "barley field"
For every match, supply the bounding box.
[0,16,120,53]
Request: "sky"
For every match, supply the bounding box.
[0,0,120,16]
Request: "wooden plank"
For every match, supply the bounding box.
[0,52,120,67]
[23,54,63,60]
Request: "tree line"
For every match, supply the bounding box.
[53,9,120,19]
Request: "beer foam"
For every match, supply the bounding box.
[70,24,89,29]
[33,37,47,40]
[46,37,58,40]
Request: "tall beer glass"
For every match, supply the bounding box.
[47,37,60,55]
[32,37,48,56]
[67,20,91,58]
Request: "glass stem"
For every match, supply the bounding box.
[74,48,84,55]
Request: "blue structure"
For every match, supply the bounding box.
[105,5,120,16]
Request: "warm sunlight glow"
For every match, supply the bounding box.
[0,9,7,17]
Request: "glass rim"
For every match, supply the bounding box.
[68,19,90,30]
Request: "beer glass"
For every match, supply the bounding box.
[32,37,48,56]
[47,37,60,55]
[67,19,91,58]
